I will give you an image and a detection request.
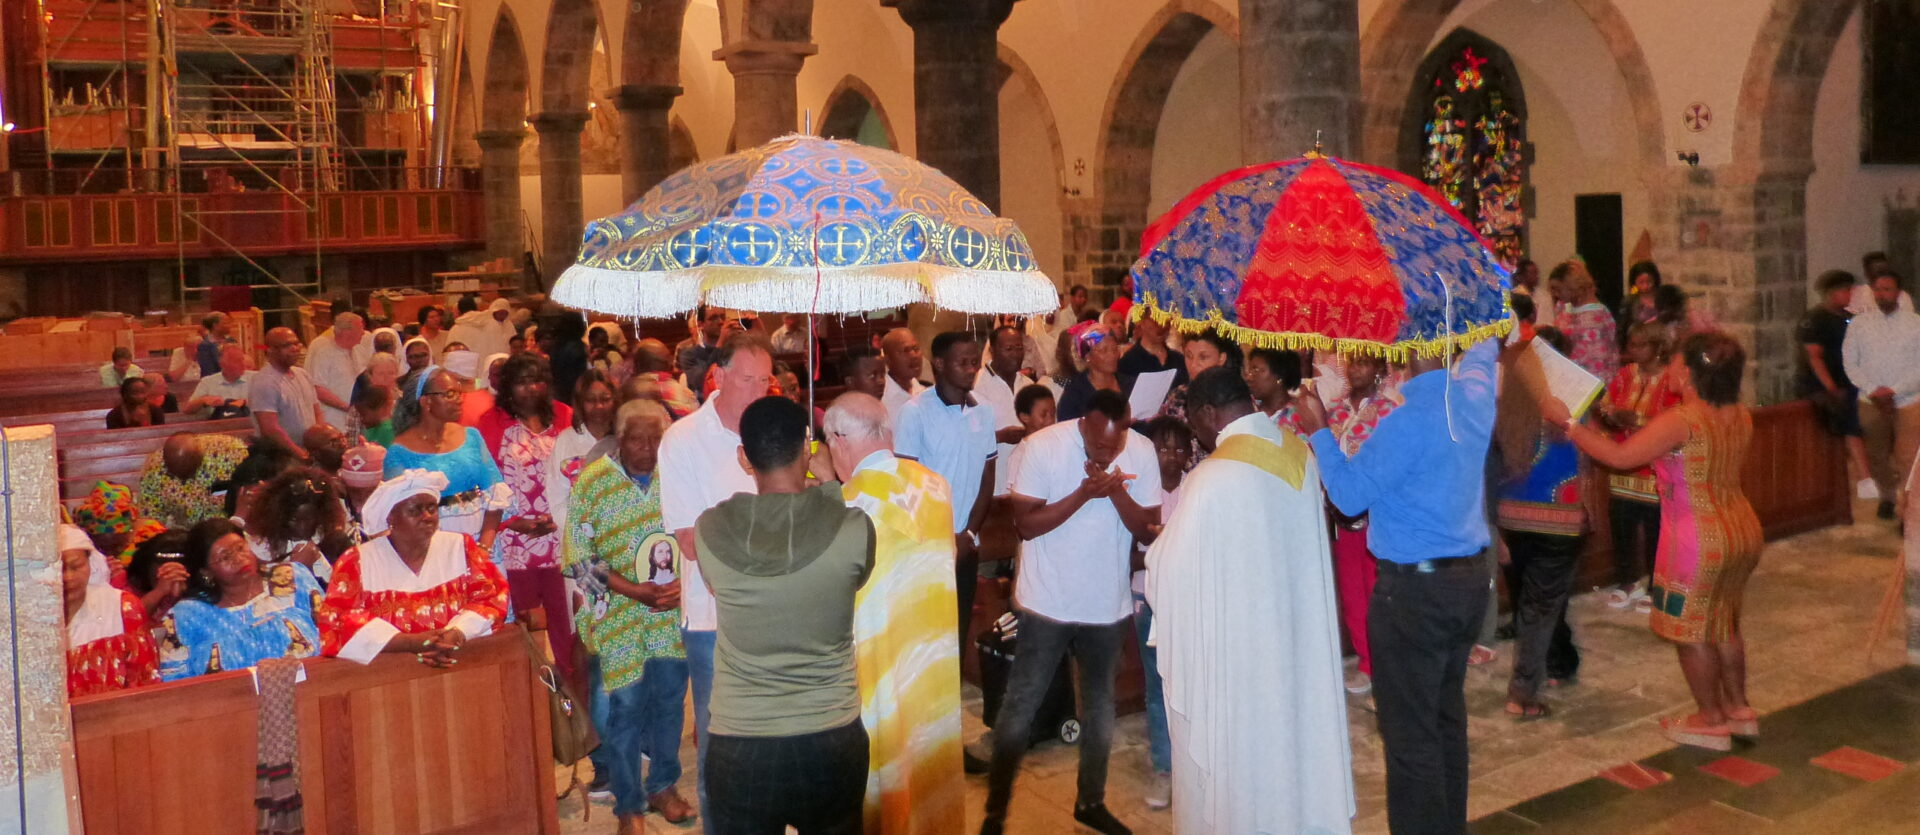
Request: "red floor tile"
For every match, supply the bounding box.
[1810,747,1907,782]
[1598,762,1673,791]
[1698,756,1781,788]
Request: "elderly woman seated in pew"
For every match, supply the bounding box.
[63,533,159,698]
[315,470,508,667]
[156,518,324,681]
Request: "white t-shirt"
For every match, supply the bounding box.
[973,367,1035,496]
[894,386,998,532]
[1010,419,1162,625]
[881,374,925,427]
[659,398,756,631]
[304,333,372,429]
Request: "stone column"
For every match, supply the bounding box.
[0,425,77,834]
[885,0,1018,211]
[473,128,527,264]
[713,40,817,149]
[529,111,590,289]
[608,84,684,205]
[1239,0,1362,161]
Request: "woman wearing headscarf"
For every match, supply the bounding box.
[157,518,323,681]
[63,537,159,697]
[1054,323,1130,422]
[460,352,512,426]
[474,354,576,676]
[383,366,510,550]
[316,470,509,665]
[371,327,402,357]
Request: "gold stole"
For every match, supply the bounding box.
[1210,430,1308,490]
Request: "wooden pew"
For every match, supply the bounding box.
[69,630,560,835]
[0,369,201,417]
[0,407,111,438]
[54,417,255,500]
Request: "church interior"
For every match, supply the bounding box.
[1,1,1918,833]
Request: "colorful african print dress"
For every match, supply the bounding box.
[67,586,160,698]
[315,532,509,663]
[1649,402,1764,644]
[561,456,685,692]
[156,563,323,681]
[843,452,964,835]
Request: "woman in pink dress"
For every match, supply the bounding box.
[475,353,577,679]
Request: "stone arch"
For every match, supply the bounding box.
[997,45,1065,201]
[1359,0,1664,172]
[481,7,530,131]
[998,42,1069,283]
[623,0,691,88]
[1088,0,1237,294]
[1734,0,1862,178]
[668,117,699,171]
[540,0,601,114]
[818,75,897,148]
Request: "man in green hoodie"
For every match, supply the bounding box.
[696,395,876,834]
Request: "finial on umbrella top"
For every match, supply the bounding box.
[1307,130,1326,159]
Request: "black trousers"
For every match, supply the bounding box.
[985,611,1123,821]
[1501,530,1585,702]
[1370,560,1488,835]
[704,720,869,835]
[1609,497,1660,587]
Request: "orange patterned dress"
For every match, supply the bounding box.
[315,532,509,661]
[67,587,160,698]
[1648,402,1764,643]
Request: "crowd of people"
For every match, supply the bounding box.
[55,254,1920,835]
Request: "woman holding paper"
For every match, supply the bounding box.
[1546,331,1762,752]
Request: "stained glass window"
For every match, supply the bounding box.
[1418,41,1526,267]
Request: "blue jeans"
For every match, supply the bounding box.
[682,627,716,825]
[600,657,690,815]
[1132,591,1172,775]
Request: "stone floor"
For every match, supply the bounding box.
[557,502,1911,834]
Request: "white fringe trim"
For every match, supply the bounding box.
[551,262,1059,318]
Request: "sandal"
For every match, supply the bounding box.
[1660,715,1732,751]
[1725,707,1760,738]
[1506,700,1552,721]
[1468,644,1499,666]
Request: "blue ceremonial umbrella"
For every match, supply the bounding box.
[552,134,1059,318]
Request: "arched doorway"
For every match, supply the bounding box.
[819,76,897,150]
[1401,28,1528,268]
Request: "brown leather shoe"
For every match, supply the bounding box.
[616,813,647,835]
[648,787,697,827]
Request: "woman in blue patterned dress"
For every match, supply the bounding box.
[157,518,323,681]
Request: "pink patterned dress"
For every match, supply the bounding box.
[497,421,561,570]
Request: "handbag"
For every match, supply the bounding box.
[521,628,598,766]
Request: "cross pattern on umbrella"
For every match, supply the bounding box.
[741,192,781,217]
[949,227,988,266]
[730,224,780,264]
[819,223,869,266]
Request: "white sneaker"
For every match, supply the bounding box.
[1345,669,1373,695]
[1858,478,1881,500]
[1144,772,1172,810]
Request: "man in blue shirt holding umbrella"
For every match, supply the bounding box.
[1295,337,1499,835]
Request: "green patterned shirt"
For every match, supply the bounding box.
[562,455,685,691]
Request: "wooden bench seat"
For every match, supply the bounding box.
[53,417,254,500]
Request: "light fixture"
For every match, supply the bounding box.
[1,123,14,133]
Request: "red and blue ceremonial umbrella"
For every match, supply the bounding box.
[1129,152,1512,358]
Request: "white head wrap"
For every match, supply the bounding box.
[371,327,403,352]
[58,523,111,587]
[442,349,481,382]
[477,352,512,393]
[360,469,449,536]
[487,298,512,316]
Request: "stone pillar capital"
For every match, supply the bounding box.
[472,128,527,151]
[712,39,818,77]
[605,84,685,113]
[528,110,591,136]
[883,0,1017,30]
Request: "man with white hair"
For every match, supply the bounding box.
[306,311,371,430]
[825,392,965,834]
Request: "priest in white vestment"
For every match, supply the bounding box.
[1145,367,1354,834]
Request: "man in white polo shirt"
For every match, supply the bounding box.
[895,331,999,651]
[879,327,926,425]
[658,330,772,818]
[981,388,1160,835]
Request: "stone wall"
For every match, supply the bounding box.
[0,425,76,835]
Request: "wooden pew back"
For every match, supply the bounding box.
[69,631,560,835]
[52,417,255,500]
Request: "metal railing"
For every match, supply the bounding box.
[0,165,482,197]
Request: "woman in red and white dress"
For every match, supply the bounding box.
[1325,353,1402,695]
[63,541,159,698]
[316,470,508,667]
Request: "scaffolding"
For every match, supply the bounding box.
[15,0,451,315]
[154,0,338,308]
